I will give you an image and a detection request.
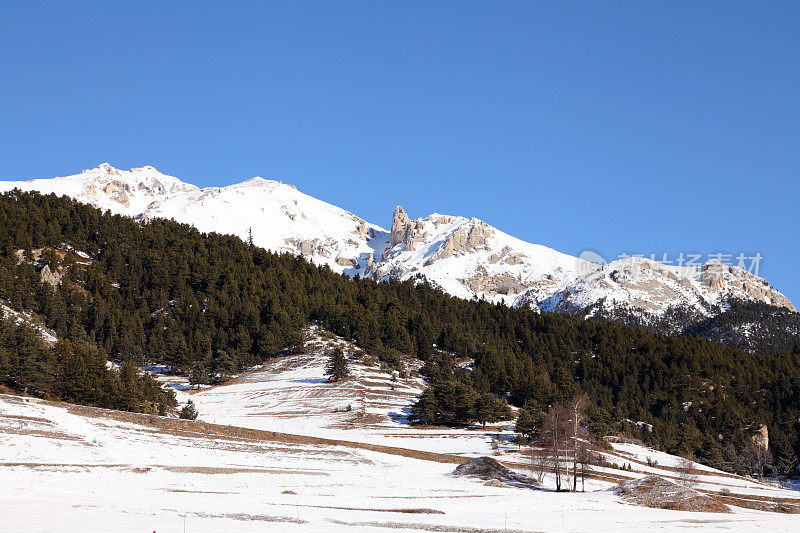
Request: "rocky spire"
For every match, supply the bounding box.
[389,206,411,248]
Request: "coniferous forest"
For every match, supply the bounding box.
[1,190,799,474]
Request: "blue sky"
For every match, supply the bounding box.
[1,2,798,302]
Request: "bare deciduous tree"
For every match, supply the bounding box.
[541,402,569,491]
[527,446,547,483]
[539,396,593,492]
[741,442,773,479]
[576,440,597,492]
[677,457,697,488]
[566,395,588,491]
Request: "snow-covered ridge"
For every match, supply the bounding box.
[0,163,386,273]
[360,206,587,307]
[0,164,794,320]
[540,256,796,319]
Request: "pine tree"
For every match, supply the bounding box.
[515,402,545,441]
[410,387,438,424]
[773,433,798,477]
[474,392,512,428]
[179,399,198,420]
[189,362,209,389]
[324,347,349,382]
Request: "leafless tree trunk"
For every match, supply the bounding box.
[566,395,587,492]
[577,440,595,492]
[741,442,773,478]
[542,403,568,491]
[528,446,547,483]
[677,456,698,488]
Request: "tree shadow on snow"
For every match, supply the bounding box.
[291,377,330,384]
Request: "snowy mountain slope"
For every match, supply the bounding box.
[0,163,198,217]
[540,257,796,322]
[0,164,386,272]
[142,176,386,272]
[360,206,588,307]
[0,164,794,322]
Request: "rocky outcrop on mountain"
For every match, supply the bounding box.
[389,206,425,251]
[38,264,62,289]
[700,261,795,310]
[753,424,769,451]
[368,206,586,307]
[541,257,795,323]
[433,220,491,261]
[460,268,526,296]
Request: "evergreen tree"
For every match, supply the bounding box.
[179,399,198,420]
[189,362,209,389]
[515,402,545,441]
[410,387,438,425]
[474,392,513,428]
[325,347,349,382]
[773,433,799,477]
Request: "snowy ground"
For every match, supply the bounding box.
[174,327,499,456]
[3,327,800,532]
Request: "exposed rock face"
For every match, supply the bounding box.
[701,261,795,311]
[355,220,372,239]
[389,206,425,251]
[389,206,410,248]
[39,264,62,289]
[460,268,525,296]
[434,221,490,261]
[753,424,769,451]
[336,257,358,268]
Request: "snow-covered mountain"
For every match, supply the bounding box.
[541,257,796,319]
[0,164,386,273]
[360,206,587,307]
[0,163,198,216]
[1,163,794,323]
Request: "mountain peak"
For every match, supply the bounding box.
[83,162,119,174]
[130,165,161,173]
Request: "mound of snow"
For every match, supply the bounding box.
[453,456,539,488]
[614,475,730,513]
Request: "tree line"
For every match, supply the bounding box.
[0,313,175,413]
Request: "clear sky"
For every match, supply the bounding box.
[1,2,798,302]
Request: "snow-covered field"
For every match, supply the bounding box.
[5,392,800,532]
[174,327,497,456]
[3,327,799,531]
